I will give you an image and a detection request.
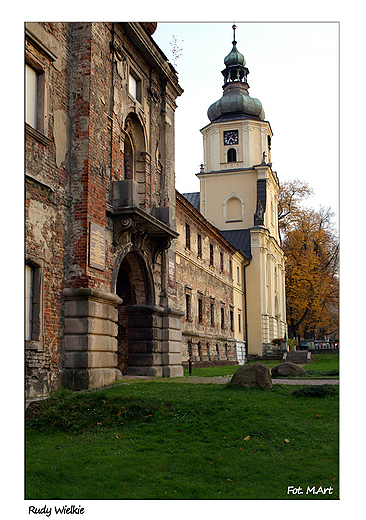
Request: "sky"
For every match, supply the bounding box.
[152,22,339,222]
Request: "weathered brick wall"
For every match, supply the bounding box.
[175,193,237,363]
[25,22,70,397]
[25,22,183,397]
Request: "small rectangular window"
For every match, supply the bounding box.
[25,264,34,340]
[186,223,191,249]
[237,266,240,284]
[25,259,44,346]
[129,73,137,98]
[220,252,224,272]
[221,307,225,329]
[25,64,38,129]
[210,244,214,266]
[198,298,203,323]
[230,310,234,331]
[185,293,191,319]
[238,313,242,332]
[210,303,215,326]
[25,61,47,139]
[197,234,202,258]
[129,71,142,103]
[229,259,232,278]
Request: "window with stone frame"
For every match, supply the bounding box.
[230,309,234,331]
[185,293,191,320]
[221,307,225,329]
[220,251,224,272]
[198,298,203,323]
[186,223,191,250]
[128,69,142,103]
[25,259,44,347]
[25,62,48,142]
[210,302,215,326]
[197,233,202,258]
[210,243,214,267]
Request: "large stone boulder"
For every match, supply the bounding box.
[271,362,307,377]
[230,363,273,389]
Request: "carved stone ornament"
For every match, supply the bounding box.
[113,216,136,245]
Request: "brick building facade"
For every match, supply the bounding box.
[25,22,184,398]
[175,191,248,366]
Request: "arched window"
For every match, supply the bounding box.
[227,148,237,162]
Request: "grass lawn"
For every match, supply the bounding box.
[26,379,339,500]
[184,353,339,378]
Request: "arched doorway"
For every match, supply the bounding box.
[115,250,153,374]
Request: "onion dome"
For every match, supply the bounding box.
[207,25,265,122]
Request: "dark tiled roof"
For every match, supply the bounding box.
[220,229,252,259]
[182,192,200,212]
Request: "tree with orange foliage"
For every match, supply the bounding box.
[278,180,339,342]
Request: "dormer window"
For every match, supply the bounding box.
[227,148,237,162]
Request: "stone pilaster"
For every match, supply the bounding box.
[62,288,122,390]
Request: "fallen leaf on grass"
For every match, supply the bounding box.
[284,439,290,443]
[244,435,250,441]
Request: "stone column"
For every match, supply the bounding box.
[62,288,122,390]
[126,305,184,377]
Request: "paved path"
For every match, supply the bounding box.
[118,375,339,385]
[175,376,339,385]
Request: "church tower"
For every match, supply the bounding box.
[198,25,287,355]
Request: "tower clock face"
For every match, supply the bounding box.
[223,130,239,145]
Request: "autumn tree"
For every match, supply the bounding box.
[278,179,314,236]
[278,180,339,342]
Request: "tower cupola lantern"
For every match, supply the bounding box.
[207,24,265,123]
[222,24,249,85]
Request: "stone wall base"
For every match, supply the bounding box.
[26,370,61,399]
[62,287,122,391]
[61,368,122,391]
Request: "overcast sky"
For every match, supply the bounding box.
[153,22,339,222]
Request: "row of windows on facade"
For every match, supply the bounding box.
[185,224,241,278]
[187,341,231,362]
[185,293,242,333]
